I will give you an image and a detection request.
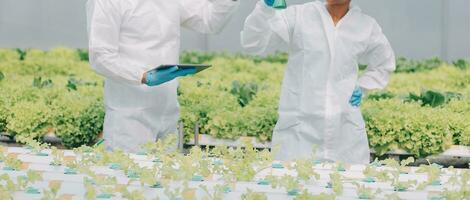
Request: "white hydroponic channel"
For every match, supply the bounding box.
[0,147,468,200]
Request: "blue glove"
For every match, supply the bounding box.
[145,66,196,86]
[349,87,363,107]
[264,0,275,6]
[264,0,286,9]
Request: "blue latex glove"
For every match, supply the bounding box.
[349,86,363,107]
[264,0,286,9]
[264,0,275,6]
[145,66,196,86]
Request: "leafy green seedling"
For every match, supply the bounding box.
[121,188,146,200]
[50,147,64,166]
[84,181,97,200]
[4,156,22,171]
[241,189,267,200]
[363,165,392,182]
[200,184,231,200]
[329,172,343,195]
[384,192,401,200]
[16,176,28,190]
[27,170,43,183]
[42,181,62,200]
[295,159,320,181]
[335,162,347,172]
[393,180,417,192]
[294,190,335,200]
[281,175,300,195]
[416,162,442,189]
[380,157,414,174]
[265,174,301,195]
[164,187,183,200]
[353,182,374,199]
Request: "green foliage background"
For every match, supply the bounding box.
[0,48,104,148]
[0,48,469,156]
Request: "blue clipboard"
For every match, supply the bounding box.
[157,64,212,73]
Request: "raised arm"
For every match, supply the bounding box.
[357,20,396,90]
[240,1,296,55]
[86,0,145,85]
[180,0,239,34]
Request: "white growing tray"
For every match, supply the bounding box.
[1,146,469,200]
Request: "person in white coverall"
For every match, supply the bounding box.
[87,0,239,152]
[241,0,395,164]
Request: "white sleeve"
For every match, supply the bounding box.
[357,20,396,90]
[86,0,145,85]
[179,0,239,34]
[240,1,296,55]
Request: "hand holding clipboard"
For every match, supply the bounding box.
[143,64,212,86]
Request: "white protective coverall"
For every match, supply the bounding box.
[87,0,239,152]
[241,1,395,164]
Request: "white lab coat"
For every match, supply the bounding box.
[87,0,239,152]
[241,1,395,164]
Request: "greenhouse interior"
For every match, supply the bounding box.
[0,0,469,199]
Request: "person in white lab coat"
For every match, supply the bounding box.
[87,0,239,152]
[241,0,395,164]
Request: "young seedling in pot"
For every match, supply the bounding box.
[200,183,232,200]
[362,165,392,183]
[121,187,146,200]
[42,180,62,200]
[164,186,184,200]
[22,170,43,194]
[384,192,401,200]
[21,138,49,156]
[266,174,301,196]
[352,182,375,199]
[381,157,417,191]
[380,157,414,174]
[50,146,64,166]
[295,159,320,183]
[416,160,443,189]
[241,189,267,200]
[327,172,344,195]
[294,190,335,200]
[3,156,22,171]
